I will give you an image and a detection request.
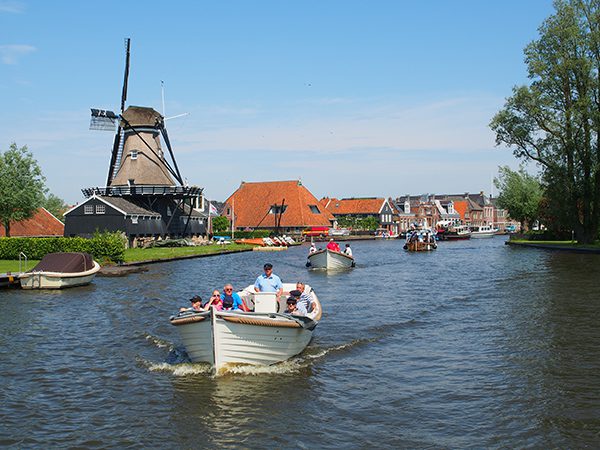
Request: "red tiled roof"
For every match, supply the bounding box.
[0,208,64,237]
[322,197,385,215]
[223,180,334,228]
[453,200,468,221]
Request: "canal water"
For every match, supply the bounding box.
[2,237,600,448]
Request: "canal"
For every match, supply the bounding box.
[1,237,600,448]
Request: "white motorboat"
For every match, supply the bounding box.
[470,225,499,238]
[307,248,355,269]
[170,283,322,373]
[19,252,101,289]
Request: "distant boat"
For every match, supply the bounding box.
[19,252,100,289]
[307,248,355,269]
[437,225,471,241]
[170,283,322,373]
[403,229,437,252]
[470,225,498,238]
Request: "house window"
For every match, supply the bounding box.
[131,215,139,224]
[309,205,320,214]
[131,150,138,160]
[84,205,93,215]
[96,204,105,214]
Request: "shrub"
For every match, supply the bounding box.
[0,231,126,263]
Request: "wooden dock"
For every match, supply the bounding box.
[0,272,21,288]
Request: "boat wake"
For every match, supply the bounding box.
[148,361,213,376]
[143,332,173,350]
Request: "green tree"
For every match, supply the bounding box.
[494,166,543,230]
[358,216,379,231]
[490,0,600,243]
[0,143,47,236]
[43,193,68,222]
[211,216,229,233]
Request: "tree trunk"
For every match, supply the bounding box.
[4,222,10,237]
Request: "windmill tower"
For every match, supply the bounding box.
[65,39,206,244]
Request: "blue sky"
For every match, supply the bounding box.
[1,0,554,204]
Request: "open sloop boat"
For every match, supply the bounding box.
[307,248,355,269]
[170,283,322,373]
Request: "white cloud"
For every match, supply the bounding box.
[0,44,36,64]
[0,1,24,13]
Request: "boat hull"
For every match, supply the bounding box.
[470,232,496,238]
[404,241,437,252]
[19,262,101,289]
[307,249,354,269]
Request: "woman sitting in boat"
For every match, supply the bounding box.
[203,289,223,311]
[221,284,250,311]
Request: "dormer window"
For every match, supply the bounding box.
[309,205,320,214]
[130,150,138,160]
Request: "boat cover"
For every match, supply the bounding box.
[29,252,95,273]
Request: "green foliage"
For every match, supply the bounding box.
[211,216,229,233]
[494,166,543,230]
[43,193,68,222]
[336,215,379,231]
[489,0,600,243]
[0,231,126,263]
[0,143,47,236]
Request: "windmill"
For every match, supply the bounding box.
[89,38,185,190]
[77,38,205,240]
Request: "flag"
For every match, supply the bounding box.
[209,202,218,216]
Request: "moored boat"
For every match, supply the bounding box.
[307,248,355,269]
[170,283,322,373]
[470,225,498,238]
[437,224,471,241]
[19,252,101,289]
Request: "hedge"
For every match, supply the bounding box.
[0,231,126,263]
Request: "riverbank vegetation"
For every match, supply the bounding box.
[122,243,253,263]
[491,0,600,244]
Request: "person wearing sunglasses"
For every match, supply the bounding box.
[284,296,299,315]
[180,295,204,312]
[203,290,223,311]
[220,284,250,311]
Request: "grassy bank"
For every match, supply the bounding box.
[0,260,40,273]
[122,243,254,263]
[0,244,255,272]
[507,238,600,252]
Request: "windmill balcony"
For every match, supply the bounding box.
[82,185,202,199]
